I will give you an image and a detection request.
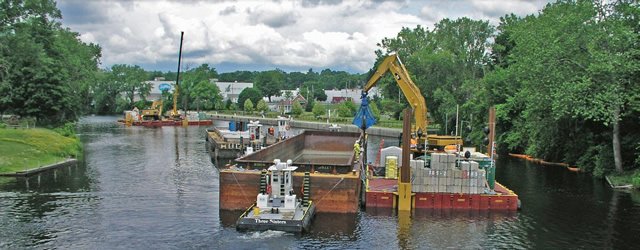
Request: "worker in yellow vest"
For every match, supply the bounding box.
[354,140,361,162]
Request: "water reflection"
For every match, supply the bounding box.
[309,213,358,235]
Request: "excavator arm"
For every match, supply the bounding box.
[363,54,428,135]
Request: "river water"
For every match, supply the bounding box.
[1,116,638,249]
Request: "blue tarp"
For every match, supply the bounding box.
[352,93,377,130]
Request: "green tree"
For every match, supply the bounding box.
[336,100,356,117]
[291,101,303,117]
[283,90,293,101]
[92,70,120,114]
[305,99,314,112]
[218,70,256,82]
[181,64,218,111]
[369,101,381,121]
[255,70,284,102]
[237,87,263,109]
[244,99,254,113]
[190,80,221,111]
[487,0,640,174]
[256,99,269,113]
[380,99,403,119]
[53,28,102,117]
[374,19,493,129]
[312,102,326,118]
[225,99,233,110]
[314,88,327,102]
[109,64,149,110]
[337,103,352,117]
[345,100,357,114]
[544,1,639,173]
[229,103,238,111]
[0,0,101,124]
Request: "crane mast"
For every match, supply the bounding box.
[172,31,184,119]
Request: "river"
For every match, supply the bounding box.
[0,116,638,249]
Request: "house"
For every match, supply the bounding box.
[277,94,307,114]
[324,87,381,104]
[331,96,352,104]
[265,88,302,111]
[265,89,301,103]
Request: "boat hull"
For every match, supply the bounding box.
[236,203,317,233]
[366,179,519,211]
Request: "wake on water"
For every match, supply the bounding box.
[238,230,290,240]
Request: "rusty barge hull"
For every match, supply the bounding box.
[123,120,213,127]
[219,130,362,213]
[137,120,212,126]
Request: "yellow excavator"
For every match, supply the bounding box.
[361,53,462,152]
[141,100,163,120]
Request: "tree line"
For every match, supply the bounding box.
[373,0,639,175]
[0,1,364,125]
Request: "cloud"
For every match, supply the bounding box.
[219,5,237,16]
[419,0,552,26]
[470,0,546,18]
[57,0,552,73]
[57,0,109,25]
[300,0,343,8]
[246,4,299,28]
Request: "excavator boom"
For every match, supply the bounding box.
[363,54,428,135]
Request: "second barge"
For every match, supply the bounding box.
[218,130,362,213]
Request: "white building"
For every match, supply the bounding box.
[324,87,381,104]
[133,78,175,102]
[213,80,254,103]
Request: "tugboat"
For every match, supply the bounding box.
[236,159,316,233]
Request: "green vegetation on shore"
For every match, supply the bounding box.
[0,128,81,174]
[607,169,640,189]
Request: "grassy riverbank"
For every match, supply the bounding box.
[0,128,81,174]
[606,169,640,189]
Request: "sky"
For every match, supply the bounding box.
[57,0,554,73]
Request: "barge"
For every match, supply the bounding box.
[206,117,292,163]
[121,110,212,127]
[236,160,316,233]
[366,150,519,210]
[129,119,212,127]
[206,120,280,162]
[363,107,518,211]
[219,130,362,213]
